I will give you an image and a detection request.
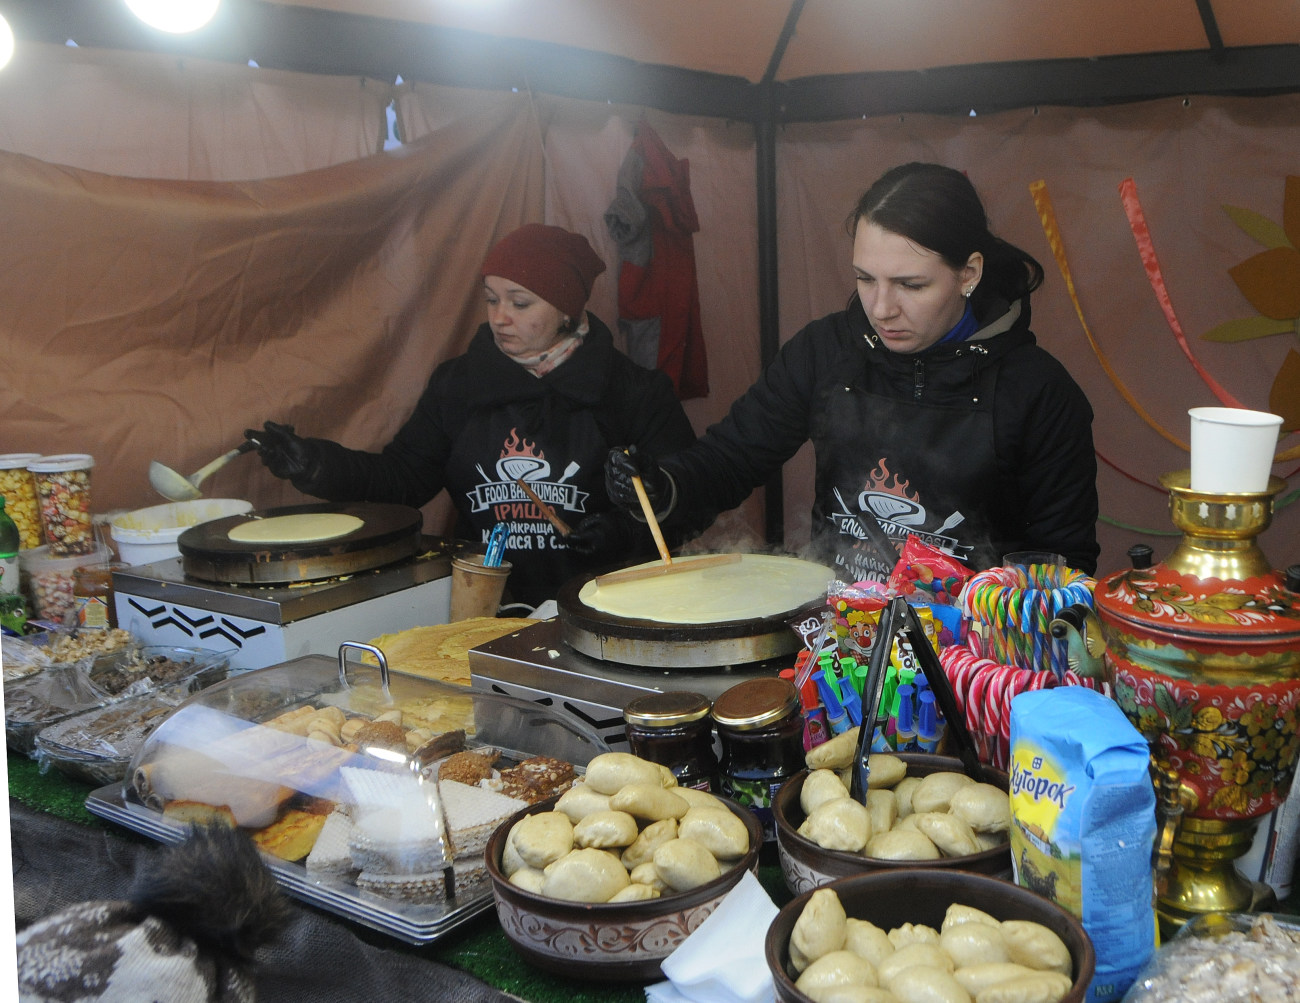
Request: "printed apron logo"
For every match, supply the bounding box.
[829,458,970,577]
[465,429,588,551]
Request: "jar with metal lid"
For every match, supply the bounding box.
[624,691,718,792]
[73,561,127,629]
[711,676,805,842]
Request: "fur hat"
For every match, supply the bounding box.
[480,223,606,319]
[16,823,290,1002]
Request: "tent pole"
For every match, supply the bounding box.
[754,0,805,547]
[755,89,783,547]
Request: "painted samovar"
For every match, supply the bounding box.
[1094,470,1300,934]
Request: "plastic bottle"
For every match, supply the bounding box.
[784,665,828,751]
[916,688,945,753]
[839,676,864,727]
[813,670,850,735]
[894,683,917,751]
[0,496,29,633]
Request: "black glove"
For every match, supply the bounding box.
[244,420,320,483]
[565,511,636,561]
[604,445,673,518]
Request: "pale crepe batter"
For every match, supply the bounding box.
[578,553,832,624]
[227,512,364,544]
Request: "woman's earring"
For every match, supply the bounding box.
[963,287,974,298]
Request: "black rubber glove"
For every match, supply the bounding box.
[604,445,673,518]
[565,511,636,561]
[244,420,320,483]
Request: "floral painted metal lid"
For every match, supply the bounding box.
[1096,563,1300,647]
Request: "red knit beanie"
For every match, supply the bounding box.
[481,224,607,320]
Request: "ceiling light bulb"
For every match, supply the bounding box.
[125,0,220,34]
[0,16,14,71]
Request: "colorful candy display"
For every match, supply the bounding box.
[884,535,975,605]
[939,644,1108,770]
[959,563,1095,679]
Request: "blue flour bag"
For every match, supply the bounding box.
[1009,687,1156,1003]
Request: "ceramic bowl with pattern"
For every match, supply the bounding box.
[485,792,763,982]
[774,752,1012,896]
[766,868,1095,1003]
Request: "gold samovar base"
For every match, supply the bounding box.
[1155,815,1279,937]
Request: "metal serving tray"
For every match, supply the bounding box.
[83,645,607,946]
[85,781,496,945]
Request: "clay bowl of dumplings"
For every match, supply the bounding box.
[766,868,1095,1003]
[774,752,1012,896]
[485,791,763,982]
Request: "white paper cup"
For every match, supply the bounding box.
[1188,407,1283,493]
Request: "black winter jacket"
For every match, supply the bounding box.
[299,315,697,605]
[661,295,1099,580]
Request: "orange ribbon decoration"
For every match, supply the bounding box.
[1029,180,1188,451]
[1117,177,1245,409]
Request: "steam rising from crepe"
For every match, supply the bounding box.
[579,553,833,624]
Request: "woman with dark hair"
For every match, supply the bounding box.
[248,224,696,607]
[606,162,1099,581]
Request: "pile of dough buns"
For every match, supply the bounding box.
[789,886,1075,1003]
[499,751,751,904]
[798,732,1010,860]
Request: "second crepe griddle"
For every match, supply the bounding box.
[177,502,422,584]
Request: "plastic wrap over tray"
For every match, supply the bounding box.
[34,689,191,786]
[86,649,609,944]
[1122,911,1300,1002]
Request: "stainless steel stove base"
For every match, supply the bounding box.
[469,619,789,750]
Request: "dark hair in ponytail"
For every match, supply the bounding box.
[846,163,1043,312]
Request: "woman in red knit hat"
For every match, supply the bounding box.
[248,223,695,608]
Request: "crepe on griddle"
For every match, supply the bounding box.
[227,512,363,544]
[365,617,534,687]
[579,553,832,624]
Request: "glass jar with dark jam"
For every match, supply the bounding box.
[711,676,805,842]
[624,691,718,792]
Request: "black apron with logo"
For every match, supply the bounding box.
[442,398,611,605]
[807,356,1003,583]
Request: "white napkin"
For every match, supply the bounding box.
[644,869,779,1003]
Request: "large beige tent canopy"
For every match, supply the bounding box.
[10,1,1300,111]
[1,0,1297,573]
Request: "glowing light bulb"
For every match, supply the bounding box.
[125,0,220,34]
[0,16,14,71]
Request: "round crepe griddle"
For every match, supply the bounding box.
[555,556,821,669]
[178,502,422,584]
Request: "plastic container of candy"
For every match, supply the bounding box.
[18,543,113,624]
[0,453,44,549]
[28,454,95,557]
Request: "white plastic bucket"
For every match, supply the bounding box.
[110,498,253,565]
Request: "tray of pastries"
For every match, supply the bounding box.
[85,645,608,944]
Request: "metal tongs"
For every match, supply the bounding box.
[850,596,988,802]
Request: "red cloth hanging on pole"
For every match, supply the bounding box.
[604,122,709,400]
